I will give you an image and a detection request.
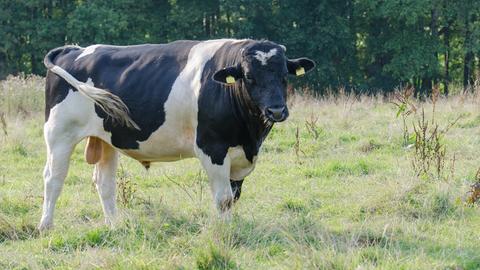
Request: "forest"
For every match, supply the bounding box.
[1,0,479,96]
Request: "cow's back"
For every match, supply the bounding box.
[45,41,199,151]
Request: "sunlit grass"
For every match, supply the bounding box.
[1,76,480,269]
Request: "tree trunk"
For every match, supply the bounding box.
[0,52,6,80]
[31,53,39,75]
[430,8,438,96]
[421,78,432,100]
[464,51,474,92]
[204,13,210,38]
[444,23,450,96]
[414,77,421,98]
[478,52,480,88]
[441,0,456,96]
[463,10,474,92]
[226,9,231,37]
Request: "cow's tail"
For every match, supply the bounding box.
[43,47,140,130]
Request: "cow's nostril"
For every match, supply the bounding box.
[266,106,286,120]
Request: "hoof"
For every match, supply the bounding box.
[219,210,232,222]
[37,220,53,232]
[104,214,119,229]
[218,196,234,213]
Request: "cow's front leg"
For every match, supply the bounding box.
[196,147,234,218]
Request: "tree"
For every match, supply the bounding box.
[0,0,479,95]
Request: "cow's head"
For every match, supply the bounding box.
[213,41,315,122]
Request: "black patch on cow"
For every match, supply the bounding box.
[197,40,288,165]
[44,41,199,149]
[230,179,243,202]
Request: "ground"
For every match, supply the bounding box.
[0,76,479,269]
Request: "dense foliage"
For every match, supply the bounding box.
[1,0,479,95]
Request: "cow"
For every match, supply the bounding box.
[39,39,315,230]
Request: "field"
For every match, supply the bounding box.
[1,75,480,269]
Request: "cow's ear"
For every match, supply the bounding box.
[213,66,243,85]
[287,58,316,76]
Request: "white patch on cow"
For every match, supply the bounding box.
[254,48,278,65]
[189,39,239,97]
[195,146,233,218]
[232,39,250,44]
[229,146,257,180]
[75,44,102,61]
[86,78,94,86]
[124,39,236,162]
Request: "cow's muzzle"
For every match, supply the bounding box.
[265,106,288,122]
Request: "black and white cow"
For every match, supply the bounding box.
[39,39,315,230]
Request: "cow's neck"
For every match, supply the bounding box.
[231,84,273,147]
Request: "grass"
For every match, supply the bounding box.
[1,75,480,269]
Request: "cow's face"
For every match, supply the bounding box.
[213,42,315,122]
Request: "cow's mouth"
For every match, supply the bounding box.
[265,106,288,122]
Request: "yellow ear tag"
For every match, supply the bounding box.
[225,76,236,84]
[296,67,305,76]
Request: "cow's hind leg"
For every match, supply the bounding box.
[39,129,77,231]
[91,140,118,227]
